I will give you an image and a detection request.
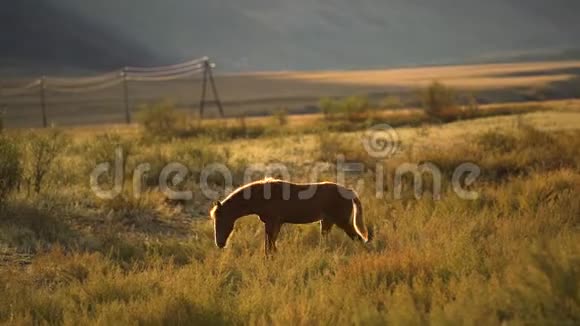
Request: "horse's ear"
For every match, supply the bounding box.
[212,200,222,208]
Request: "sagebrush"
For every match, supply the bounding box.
[0,109,578,325]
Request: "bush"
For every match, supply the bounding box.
[319,96,370,122]
[317,131,347,162]
[380,95,403,110]
[343,95,370,120]
[0,109,4,134]
[23,130,66,194]
[476,129,518,154]
[462,92,480,118]
[87,133,132,164]
[410,124,580,183]
[0,136,21,207]
[272,108,288,127]
[319,97,336,120]
[82,132,133,188]
[137,100,187,138]
[316,130,375,168]
[421,81,458,121]
[172,141,228,175]
[0,205,77,252]
[212,116,267,140]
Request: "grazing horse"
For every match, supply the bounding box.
[209,179,369,254]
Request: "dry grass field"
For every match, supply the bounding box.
[0,91,579,324]
[3,60,580,128]
[253,60,580,88]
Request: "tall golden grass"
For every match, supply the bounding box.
[0,109,579,325]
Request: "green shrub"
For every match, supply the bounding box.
[411,125,580,183]
[316,130,374,168]
[272,108,288,126]
[83,133,133,186]
[317,131,346,162]
[319,97,337,120]
[421,81,458,121]
[87,133,132,164]
[462,92,480,118]
[172,140,228,176]
[137,100,187,138]
[0,136,21,206]
[0,109,4,134]
[380,95,403,109]
[207,118,267,140]
[319,96,370,122]
[0,205,77,252]
[343,95,370,120]
[22,130,67,194]
[126,139,229,190]
[476,129,518,154]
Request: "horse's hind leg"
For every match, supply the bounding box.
[264,221,281,255]
[320,219,334,237]
[319,219,334,246]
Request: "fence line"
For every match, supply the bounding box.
[0,56,223,127]
[49,78,124,94]
[47,70,121,87]
[125,56,208,73]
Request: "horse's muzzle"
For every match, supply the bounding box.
[216,242,226,249]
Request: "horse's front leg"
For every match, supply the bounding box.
[264,221,281,255]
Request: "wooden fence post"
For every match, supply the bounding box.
[0,82,4,131]
[198,62,208,119]
[122,68,131,124]
[207,61,224,118]
[40,77,48,128]
[0,83,3,132]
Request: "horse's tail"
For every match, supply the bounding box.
[352,195,369,243]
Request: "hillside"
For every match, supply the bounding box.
[2,0,580,73]
[0,0,155,75]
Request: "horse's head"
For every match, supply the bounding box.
[210,201,234,248]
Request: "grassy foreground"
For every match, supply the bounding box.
[0,109,579,325]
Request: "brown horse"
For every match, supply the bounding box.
[209,179,369,254]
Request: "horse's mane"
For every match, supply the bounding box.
[221,177,280,204]
[210,178,281,219]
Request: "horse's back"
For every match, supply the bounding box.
[250,181,355,224]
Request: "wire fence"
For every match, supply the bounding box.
[0,56,223,128]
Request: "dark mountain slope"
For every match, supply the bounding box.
[2,0,579,73]
[0,0,155,75]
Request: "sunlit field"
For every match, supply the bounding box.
[4,60,580,128]
[1,90,579,324]
[255,60,580,88]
